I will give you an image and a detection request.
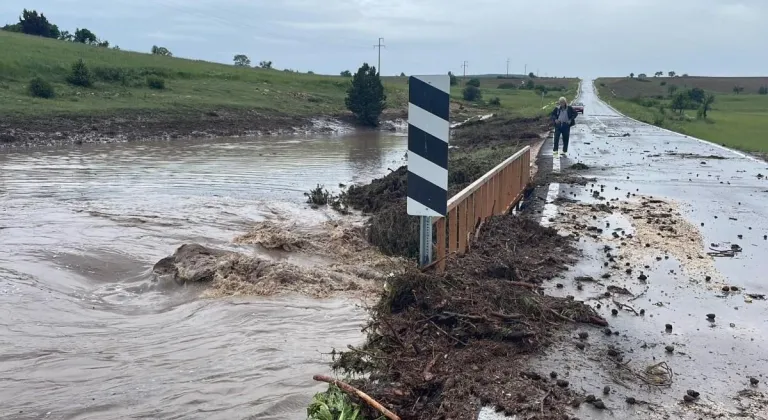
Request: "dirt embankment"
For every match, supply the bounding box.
[332,215,608,419]
[340,116,550,259]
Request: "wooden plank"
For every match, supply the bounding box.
[446,146,530,213]
[448,208,458,255]
[458,201,467,254]
[436,218,446,272]
[468,192,476,239]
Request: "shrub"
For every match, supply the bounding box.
[66,59,93,87]
[759,86,768,95]
[28,77,54,98]
[448,72,458,86]
[93,66,129,83]
[462,85,482,101]
[466,78,480,87]
[488,97,501,106]
[147,76,166,89]
[305,185,331,205]
[660,81,667,86]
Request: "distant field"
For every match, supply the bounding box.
[0,30,577,121]
[596,77,768,155]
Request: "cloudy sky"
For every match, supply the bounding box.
[2,0,765,77]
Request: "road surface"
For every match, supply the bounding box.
[482,80,768,419]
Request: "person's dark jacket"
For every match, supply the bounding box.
[550,105,577,127]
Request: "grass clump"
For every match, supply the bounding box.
[28,77,54,98]
[305,185,332,206]
[307,385,364,420]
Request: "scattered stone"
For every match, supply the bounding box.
[722,286,731,292]
[575,342,586,350]
[593,400,607,409]
[626,397,636,405]
[687,390,700,398]
[665,345,675,353]
[705,276,712,282]
[683,394,696,403]
[611,309,619,316]
[556,283,564,289]
[585,395,596,403]
[607,348,619,357]
[750,377,759,386]
[706,313,716,320]
[604,328,613,336]
[639,309,646,315]
[556,379,569,388]
[603,386,610,395]
[731,286,740,291]
[638,274,648,281]
[550,371,558,379]
[665,324,673,331]
[578,332,589,340]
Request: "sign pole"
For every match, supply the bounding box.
[419,216,433,266]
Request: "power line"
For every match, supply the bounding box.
[373,37,385,75]
[461,61,468,81]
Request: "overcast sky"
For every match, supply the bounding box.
[2,0,766,77]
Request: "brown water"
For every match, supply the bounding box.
[0,131,406,420]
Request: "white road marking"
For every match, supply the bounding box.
[540,133,561,227]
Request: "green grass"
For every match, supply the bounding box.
[596,78,768,154]
[0,29,577,120]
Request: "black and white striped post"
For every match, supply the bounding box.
[406,75,450,266]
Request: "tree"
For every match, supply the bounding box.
[688,87,705,103]
[733,86,744,95]
[699,94,715,119]
[400,72,406,77]
[151,45,173,56]
[759,86,768,95]
[66,59,93,87]
[630,73,634,78]
[668,71,676,77]
[74,28,97,44]
[97,39,109,48]
[466,78,480,87]
[671,92,686,114]
[233,54,251,67]
[58,30,73,41]
[668,85,678,95]
[638,73,647,79]
[448,71,458,86]
[345,63,386,127]
[340,70,352,77]
[682,73,689,77]
[654,71,663,77]
[258,60,273,69]
[522,79,535,90]
[462,85,482,101]
[17,9,60,39]
[528,72,536,78]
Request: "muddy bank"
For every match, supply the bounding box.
[336,116,550,259]
[0,108,414,149]
[330,214,608,419]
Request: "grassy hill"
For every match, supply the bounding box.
[0,30,579,146]
[596,76,768,155]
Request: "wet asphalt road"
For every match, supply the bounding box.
[528,81,768,419]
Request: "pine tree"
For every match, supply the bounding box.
[345,63,387,127]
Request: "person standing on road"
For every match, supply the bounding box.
[550,97,577,158]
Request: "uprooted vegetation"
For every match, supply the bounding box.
[308,116,550,259]
[330,215,607,419]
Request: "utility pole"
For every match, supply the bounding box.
[373,37,385,75]
[506,58,510,78]
[525,64,527,76]
[461,61,468,82]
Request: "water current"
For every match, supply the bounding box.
[0,131,407,420]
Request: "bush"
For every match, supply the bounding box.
[466,78,480,87]
[147,76,165,89]
[759,86,768,95]
[66,59,93,87]
[660,81,667,86]
[305,185,331,206]
[28,77,54,98]
[463,85,482,101]
[449,72,458,86]
[488,97,501,106]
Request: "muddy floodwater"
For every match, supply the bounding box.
[0,131,406,419]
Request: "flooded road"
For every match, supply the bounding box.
[532,81,768,418]
[0,131,406,419]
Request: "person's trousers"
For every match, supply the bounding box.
[554,124,570,153]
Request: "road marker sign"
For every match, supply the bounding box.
[407,75,450,266]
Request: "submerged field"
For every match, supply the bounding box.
[596,76,768,154]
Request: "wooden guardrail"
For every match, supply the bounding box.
[432,146,531,272]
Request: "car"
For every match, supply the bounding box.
[572,102,584,114]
